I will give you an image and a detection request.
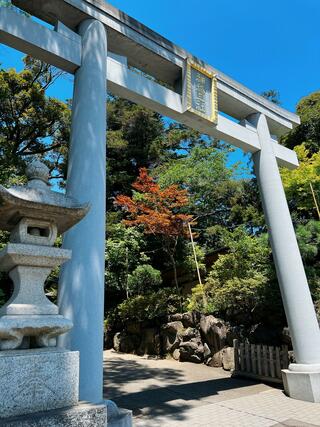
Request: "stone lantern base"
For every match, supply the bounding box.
[0,402,107,427]
[0,348,107,426]
[0,349,79,419]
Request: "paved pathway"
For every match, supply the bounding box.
[103,350,320,426]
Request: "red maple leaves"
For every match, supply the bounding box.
[115,168,193,237]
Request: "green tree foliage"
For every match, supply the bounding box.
[127,264,162,296]
[188,228,280,324]
[155,145,264,248]
[107,96,209,209]
[0,57,70,185]
[0,0,27,14]
[261,89,281,105]
[281,144,320,220]
[0,56,318,333]
[117,288,181,322]
[182,242,206,277]
[296,220,320,308]
[115,168,192,296]
[105,224,150,297]
[282,91,320,154]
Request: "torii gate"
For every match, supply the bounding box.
[1,0,319,405]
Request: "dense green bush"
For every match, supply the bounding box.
[127,264,162,295]
[187,228,277,323]
[117,288,182,321]
[296,220,320,310]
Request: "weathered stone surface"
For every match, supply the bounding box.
[0,160,89,235]
[0,242,73,349]
[200,315,227,353]
[203,342,211,360]
[138,328,161,356]
[106,400,132,427]
[0,159,87,350]
[206,350,223,367]
[113,332,140,354]
[161,321,184,353]
[0,244,71,273]
[0,349,79,418]
[181,312,201,328]
[0,314,72,350]
[0,402,107,426]
[126,321,141,335]
[172,349,180,360]
[222,347,234,371]
[168,313,183,322]
[10,218,58,247]
[113,332,122,352]
[180,327,200,342]
[179,341,204,363]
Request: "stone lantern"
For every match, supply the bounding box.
[0,160,107,426]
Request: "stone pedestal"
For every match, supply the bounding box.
[0,349,79,418]
[0,402,107,427]
[282,364,320,402]
[106,400,132,427]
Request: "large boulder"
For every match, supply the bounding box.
[181,312,201,328]
[206,350,223,367]
[225,325,246,347]
[203,343,212,360]
[200,315,227,353]
[113,332,122,352]
[172,349,181,360]
[161,321,184,353]
[113,332,140,353]
[179,341,204,363]
[168,313,183,322]
[126,321,141,335]
[138,328,161,356]
[104,330,115,350]
[180,327,201,342]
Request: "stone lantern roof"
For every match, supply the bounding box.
[0,160,89,234]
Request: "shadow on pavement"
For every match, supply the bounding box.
[103,354,266,422]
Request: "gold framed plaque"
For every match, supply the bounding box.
[185,60,218,124]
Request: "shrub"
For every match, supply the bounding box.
[127,264,162,295]
[187,228,278,323]
[117,288,181,322]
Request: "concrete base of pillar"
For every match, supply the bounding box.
[0,402,107,426]
[105,400,132,427]
[282,364,320,402]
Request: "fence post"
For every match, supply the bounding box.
[269,346,276,378]
[275,347,281,378]
[233,339,240,372]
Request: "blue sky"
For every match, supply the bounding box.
[1,0,319,169]
[109,0,320,112]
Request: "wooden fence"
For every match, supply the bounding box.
[233,339,289,383]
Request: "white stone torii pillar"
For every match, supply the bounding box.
[58,19,107,404]
[249,113,320,402]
